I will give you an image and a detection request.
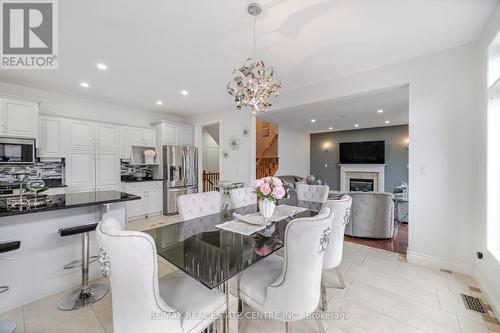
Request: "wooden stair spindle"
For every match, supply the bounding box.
[256,134,279,179]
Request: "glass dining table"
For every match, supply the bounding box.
[144,198,322,332]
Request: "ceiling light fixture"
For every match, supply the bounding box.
[80,82,89,88]
[156,100,163,106]
[311,119,316,123]
[385,120,390,124]
[377,109,384,113]
[227,3,281,114]
[328,127,333,130]
[354,124,359,128]
[97,63,107,70]
[181,90,189,96]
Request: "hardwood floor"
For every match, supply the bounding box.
[344,222,408,254]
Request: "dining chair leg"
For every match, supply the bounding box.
[336,267,346,289]
[314,317,326,333]
[320,277,328,312]
[285,321,293,333]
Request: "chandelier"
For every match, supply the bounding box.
[227,3,281,114]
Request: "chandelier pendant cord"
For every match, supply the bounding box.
[253,16,257,60]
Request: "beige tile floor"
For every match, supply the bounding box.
[1,218,499,333]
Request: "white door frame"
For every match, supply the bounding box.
[194,120,222,192]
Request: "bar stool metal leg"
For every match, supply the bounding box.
[0,319,16,333]
[57,232,109,310]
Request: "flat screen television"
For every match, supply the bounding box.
[339,140,385,164]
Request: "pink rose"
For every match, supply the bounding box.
[260,182,271,195]
[272,177,283,187]
[272,186,285,199]
[254,179,264,188]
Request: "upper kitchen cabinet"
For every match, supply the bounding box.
[39,115,66,158]
[0,96,39,140]
[68,119,120,152]
[67,119,95,150]
[177,126,193,146]
[129,127,156,147]
[96,123,120,151]
[155,122,193,146]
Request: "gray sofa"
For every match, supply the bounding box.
[344,192,394,239]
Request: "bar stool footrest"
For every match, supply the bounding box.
[63,256,98,270]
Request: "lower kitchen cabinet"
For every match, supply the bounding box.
[122,181,163,221]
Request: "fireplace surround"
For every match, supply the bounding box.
[339,164,386,192]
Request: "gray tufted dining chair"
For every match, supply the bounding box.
[229,187,256,209]
[238,207,334,333]
[96,218,227,333]
[177,191,221,221]
[320,195,352,311]
[296,184,329,203]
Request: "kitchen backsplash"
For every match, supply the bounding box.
[121,160,153,179]
[0,160,65,185]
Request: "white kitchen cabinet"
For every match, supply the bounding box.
[66,151,96,187]
[39,116,65,158]
[155,122,193,146]
[129,127,156,147]
[144,129,156,146]
[130,127,145,146]
[96,152,120,186]
[122,181,163,221]
[96,123,120,151]
[119,127,131,159]
[68,120,95,150]
[68,120,121,152]
[177,126,193,145]
[162,123,178,145]
[0,97,39,139]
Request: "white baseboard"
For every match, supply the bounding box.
[406,250,474,276]
[473,269,500,319]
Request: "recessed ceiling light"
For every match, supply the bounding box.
[328,127,333,130]
[181,90,189,96]
[311,119,316,123]
[385,120,390,124]
[156,100,163,106]
[80,82,89,88]
[377,109,384,113]
[354,124,359,128]
[97,63,107,70]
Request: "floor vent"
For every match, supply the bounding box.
[461,294,486,314]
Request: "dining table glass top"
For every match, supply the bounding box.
[144,198,322,289]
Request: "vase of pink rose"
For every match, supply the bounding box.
[254,176,286,220]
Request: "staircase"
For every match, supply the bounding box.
[256,134,279,179]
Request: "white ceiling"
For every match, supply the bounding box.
[258,85,409,133]
[0,0,496,116]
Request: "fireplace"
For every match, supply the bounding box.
[350,178,374,192]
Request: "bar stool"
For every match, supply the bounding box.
[0,240,21,333]
[57,222,108,311]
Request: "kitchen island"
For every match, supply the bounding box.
[0,190,140,313]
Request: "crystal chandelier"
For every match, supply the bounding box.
[227,3,281,115]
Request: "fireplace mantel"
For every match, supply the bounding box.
[339,164,386,192]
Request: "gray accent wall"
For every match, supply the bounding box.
[310,125,408,192]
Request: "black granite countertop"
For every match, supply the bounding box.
[0,190,140,217]
[120,178,163,183]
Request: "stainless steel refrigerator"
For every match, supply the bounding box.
[163,145,198,215]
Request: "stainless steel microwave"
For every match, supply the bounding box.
[0,137,36,164]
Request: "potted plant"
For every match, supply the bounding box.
[254,176,286,219]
